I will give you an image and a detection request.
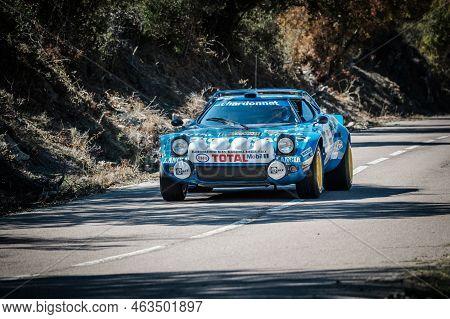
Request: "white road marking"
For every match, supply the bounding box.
[436,135,449,140]
[191,199,303,239]
[390,150,406,156]
[190,219,255,239]
[268,199,303,211]
[425,139,435,143]
[74,245,165,267]
[353,166,368,175]
[405,145,419,150]
[367,157,389,165]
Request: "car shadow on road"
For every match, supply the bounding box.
[0,183,449,253]
[0,185,448,232]
[0,266,446,298]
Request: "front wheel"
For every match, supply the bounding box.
[160,176,187,201]
[296,147,323,198]
[324,141,353,191]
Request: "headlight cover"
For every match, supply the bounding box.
[277,137,294,154]
[171,138,188,156]
[268,160,287,180]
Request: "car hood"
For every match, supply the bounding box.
[161,123,316,164]
[178,123,313,137]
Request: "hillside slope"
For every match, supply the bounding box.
[1,0,448,212]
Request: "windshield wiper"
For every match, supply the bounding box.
[206,117,249,130]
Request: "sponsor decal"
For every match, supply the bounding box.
[302,156,314,169]
[335,140,343,150]
[217,101,280,107]
[214,99,292,107]
[206,152,271,163]
[190,150,268,154]
[190,150,272,163]
[173,161,191,179]
[268,161,286,180]
[301,147,313,158]
[270,166,285,174]
[188,137,275,163]
[279,156,302,163]
[162,157,187,164]
[196,153,210,162]
[176,168,187,175]
[225,131,261,136]
[212,153,248,162]
[331,140,343,160]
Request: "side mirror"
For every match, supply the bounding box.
[171,114,183,127]
[318,115,328,124]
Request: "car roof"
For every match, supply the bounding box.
[205,88,321,114]
[211,88,310,99]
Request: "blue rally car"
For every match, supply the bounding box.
[159,89,353,201]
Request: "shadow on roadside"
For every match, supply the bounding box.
[0,265,447,298]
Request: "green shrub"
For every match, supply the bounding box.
[137,0,201,54]
[415,0,449,69]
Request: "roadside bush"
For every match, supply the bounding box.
[412,0,449,71]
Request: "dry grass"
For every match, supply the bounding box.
[179,91,207,119]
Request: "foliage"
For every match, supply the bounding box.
[413,0,449,70]
[279,0,436,80]
[137,0,200,54]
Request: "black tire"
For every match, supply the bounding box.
[189,185,214,193]
[324,141,353,191]
[160,176,187,201]
[296,147,323,198]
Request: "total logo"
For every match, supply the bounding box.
[211,153,249,163]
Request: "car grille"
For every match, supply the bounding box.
[197,165,268,181]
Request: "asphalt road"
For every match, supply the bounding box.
[1,117,449,298]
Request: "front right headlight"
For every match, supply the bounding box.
[278,137,294,154]
[171,138,188,156]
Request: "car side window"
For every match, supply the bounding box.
[301,101,315,122]
[291,99,316,122]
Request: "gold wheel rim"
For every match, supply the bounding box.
[347,144,353,182]
[315,150,323,190]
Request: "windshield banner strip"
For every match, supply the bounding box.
[215,100,290,107]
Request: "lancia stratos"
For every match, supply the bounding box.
[159,89,353,201]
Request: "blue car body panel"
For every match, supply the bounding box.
[159,89,350,187]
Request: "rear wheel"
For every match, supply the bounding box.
[160,176,187,201]
[296,147,323,198]
[324,141,353,190]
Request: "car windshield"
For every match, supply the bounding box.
[199,99,297,126]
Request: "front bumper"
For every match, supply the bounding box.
[161,158,311,186]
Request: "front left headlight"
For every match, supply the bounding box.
[171,138,188,156]
[278,137,294,154]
